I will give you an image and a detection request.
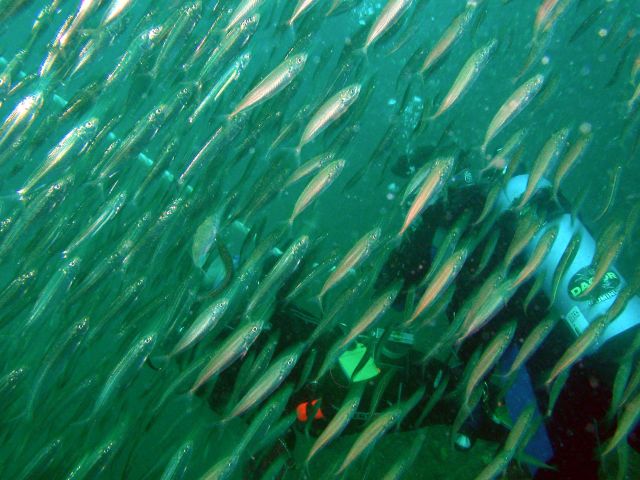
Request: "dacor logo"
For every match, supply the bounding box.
[568,266,620,304]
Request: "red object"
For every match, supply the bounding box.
[296,399,324,422]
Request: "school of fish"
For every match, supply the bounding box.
[0,0,639,479]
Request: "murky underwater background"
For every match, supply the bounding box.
[0,0,639,479]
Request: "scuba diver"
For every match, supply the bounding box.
[263,143,640,479]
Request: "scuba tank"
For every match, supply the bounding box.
[497,174,640,349]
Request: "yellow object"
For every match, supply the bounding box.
[338,343,381,382]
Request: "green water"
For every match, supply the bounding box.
[0,0,639,479]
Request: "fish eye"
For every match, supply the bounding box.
[296,56,303,64]
[251,326,258,333]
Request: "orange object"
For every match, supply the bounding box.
[296,399,324,422]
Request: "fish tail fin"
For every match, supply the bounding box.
[277,146,301,166]
[353,45,369,60]
[24,397,36,424]
[271,219,295,237]
[291,145,302,165]
[0,190,26,205]
[514,38,537,84]
[205,415,230,430]
[476,164,489,181]
[147,354,169,371]
[302,458,313,478]
[81,177,107,201]
[314,358,332,383]
[333,461,348,477]
[281,15,302,37]
[403,309,418,328]
[4,410,26,425]
[16,187,30,200]
[70,413,94,428]
[189,377,207,395]
[551,188,562,208]
[496,366,515,381]
[349,45,371,73]
[426,98,444,121]
[598,439,616,458]
[226,108,241,123]
[516,451,558,472]
[497,370,517,397]
[394,67,422,92]
[428,111,442,122]
[284,18,296,32]
[542,369,557,392]
[548,287,559,310]
[314,293,324,314]
[385,31,413,57]
[603,408,616,427]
